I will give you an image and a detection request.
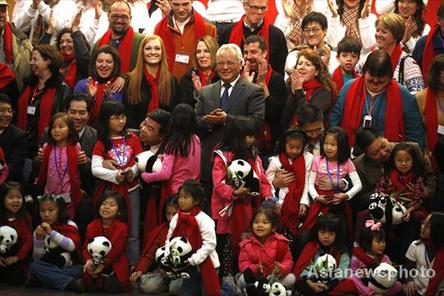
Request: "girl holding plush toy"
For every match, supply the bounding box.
[83,190,129,293]
[212,116,272,282]
[29,194,83,292]
[0,182,32,285]
[238,206,295,294]
[165,179,220,295]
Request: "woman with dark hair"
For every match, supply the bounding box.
[74,45,123,124]
[282,49,335,128]
[395,0,429,54]
[330,49,424,146]
[16,45,71,158]
[416,54,444,170]
[39,11,90,89]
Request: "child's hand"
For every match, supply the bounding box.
[307,280,324,293]
[103,159,117,170]
[315,195,332,205]
[402,208,412,222]
[37,147,44,161]
[299,204,308,217]
[40,222,52,235]
[403,280,417,296]
[4,256,18,266]
[332,193,348,204]
[256,262,265,275]
[78,151,87,164]
[130,271,142,282]
[116,170,125,184]
[233,183,250,197]
[91,263,105,277]
[83,259,94,274]
[273,262,281,277]
[0,257,6,267]
[124,167,135,183]
[35,225,46,240]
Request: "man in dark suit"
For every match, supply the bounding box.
[195,43,265,210]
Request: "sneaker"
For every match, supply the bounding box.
[66,278,85,293]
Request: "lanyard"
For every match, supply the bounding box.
[31,86,44,104]
[111,136,127,166]
[326,159,340,193]
[365,95,377,116]
[53,146,68,183]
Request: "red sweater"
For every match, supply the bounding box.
[134,223,169,273]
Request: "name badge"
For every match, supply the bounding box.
[438,125,444,135]
[27,106,36,115]
[175,53,190,64]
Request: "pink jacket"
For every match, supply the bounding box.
[239,233,293,278]
[350,254,402,296]
[211,150,272,234]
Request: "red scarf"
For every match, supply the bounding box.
[197,68,216,87]
[229,15,270,54]
[155,11,207,70]
[389,169,415,193]
[3,23,13,64]
[291,79,323,126]
[17,85,57,138]
[98,27,134,73]
[426,246,444,296]
[341,75,405,146]
[352,246,382,269]
[89,77,117,124]
[172,208,221,296]
[292,241,340,277]
[36,144,83,214]
[422,24,440,85]
[332,66,358,92]
[0,63,16,89]
[279,152,305,235]
[389,44,403,72]
[62,53,77,89]
[143,68,160,113]
[51,222,81,258]
[424,88,439,170]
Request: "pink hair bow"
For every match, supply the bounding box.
[365,220,382,231]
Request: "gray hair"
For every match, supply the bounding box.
[216,43,244,65]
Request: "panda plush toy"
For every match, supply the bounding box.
[368,192,406,225]
[135,151,162,173]
[227,159,260,193]
[268,282,292,296]
[312,253,337,284]
[0,226,18,256]
[368,262,398,294]
[87,236,112,267]
[156,236,193,279]
[41,236,72,267]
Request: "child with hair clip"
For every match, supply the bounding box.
[293,214,350,295]
[266,128,314,250]
[0,182,32,285]
[83,190,129,293]
[212,116,272,284]
[330,220,402,295]
[302,127,362,240]
[91,101,143,266]
[131,195,181,294]
[35,112,84,219]
[166,179,220,295]
[238,206,295,294]
[404,213,444,296]
[29,194,83,293]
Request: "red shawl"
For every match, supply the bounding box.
[426,246,444,296]
[172,208,221,296]
[292,241,341,277]
[98,27,134,73]
[389,169,415,192]
[83,219,130,292]
[51,222,81,256]
[197,68,216,87]
[229,14,270,53]
[390,44,403,72]
[62,53,77,89]
[144,68,160,113]
[279,152,305,235]
[340,75,405,146]
[424,88,439,170]
[422,24,440,85]
[17,85,57,139]
[352,245,382,268]
[36,144,83,216]
[292,79,323,126]
[0,63,16,89]
[332,66,358,92]
[3,23,13,64]
[89,77,116,124]
[156,11,207,70]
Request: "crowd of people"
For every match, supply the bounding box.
[1,0,444,295]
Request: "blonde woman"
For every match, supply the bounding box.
[124,35,179,129]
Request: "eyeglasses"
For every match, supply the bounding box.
[216,61,238,67]
[303,27,322,34]
[110,14,130,21]
[246,3,267,12]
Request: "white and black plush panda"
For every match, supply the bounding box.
[158,236,194,279]
[268,282,292,296]
[136,151,162,173]
[368,192,406,225]
[227,159,260,193]
[368,262,398,294]
[41,236,72,267]
[87,236,112,266]
[0,226,18,256]
[312,253,337,283]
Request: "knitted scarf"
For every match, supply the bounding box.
[424,88,439,170]
[0,63,15,89]
[2,23,13,64]
[89,77,117,124]
[98,27,135,73]
[422,24,440,85]
[62,53,77,89]
[332,66,358,92]
[286,1,312,46]
[143,67,160,114]
[229,15,270,52]
[389,43,403,72]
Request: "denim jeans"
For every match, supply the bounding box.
[30,260,83,290]
[127,188,141,265]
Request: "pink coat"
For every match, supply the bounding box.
[211,150,272,234]
[239,233,293,278]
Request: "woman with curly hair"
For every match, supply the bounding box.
[123,35,179,129]
[281,49,335,128]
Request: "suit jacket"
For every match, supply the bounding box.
[0,124,27,182]
[195,77,265,181]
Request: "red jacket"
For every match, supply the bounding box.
[83,219,129,292]
[134,223,168,273]
[238,233,293,278]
